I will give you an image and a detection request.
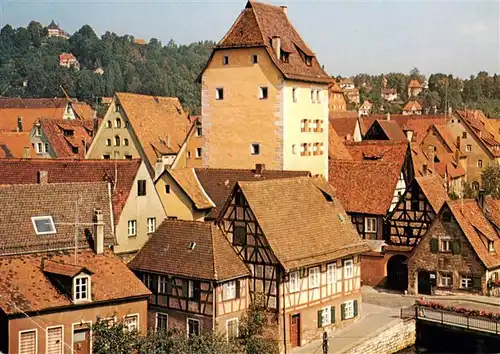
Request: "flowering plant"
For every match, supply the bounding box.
[416,298,500,321]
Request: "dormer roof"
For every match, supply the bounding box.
[42,259,93,278]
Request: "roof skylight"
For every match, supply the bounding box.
[31,216,56,235]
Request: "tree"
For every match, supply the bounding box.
[27,21,44,48]
[482,164,500,199]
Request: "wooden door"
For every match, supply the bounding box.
[290,313,300,348]
[418,271,432,295]
[73,329,91,354]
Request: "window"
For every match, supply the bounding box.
[147,217,156,233]
[128,220,137,236]
[223,280,237,300]
[319,306,332,326]
[106,120,112,128]
[223,56,229,65]
[124,138,129,146]
[460,276,472,289]
[301,143,309,156]
[250,143,260,155]
[187,318,200,338]
[477,159,483,168]
[226,318,238,340]
[165,185,170,194]
[259,86,268,99]
[292,87,298,103]
[187,151,191,158]
[124,314,138,332]
[327,263,337,284]
[156,313,168,331]
[308,266,320,288]
[466,144,472,152]
[44,143,49,153]
[196,126,202,137]
[301,119,308,132]
[137,180,146,196]
[125,154,132,159]
[74,275,90,301]
[115,118,122,128]
[72,146,79,154]
[114,135,120,146]
[343,300,355,319]
[215,88,224,100]
[158,275,171,294]
[252,54,258,64]
[364,217,377,233]
[188,280,200,300]
[233,226,246,245]
[489,241,495,252]
[36,142,42,154]
[19,329,37,354]
[102,154,110,159]
[196,148,202,158]
[462,132,467,138]
[440,273,452,287]
[292,144,296,154]
[310,89,316,103]
[316,90,322,104]
[31,216,56,235]
[105,139,111,146]
[289,271,299,292]
[115,103,121,112]
[343,259,354,279]
[440,238,451,252]
[35,126,42,136]
[47,326,63,354]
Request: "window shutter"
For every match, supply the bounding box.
[473,276,482,290]
[430,238,438,253]
[19,330,36,354]
[317,309,323,328]
[330,306,336,324]
[235,280,241,298]
[47,327,62,354]
[341,304,346,321]
[452,239,461,254]
[353,300,359,317]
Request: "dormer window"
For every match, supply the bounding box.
[280,50,289,63]
[35,125,42,136]
[31,216,56,235]
[74,274,90,302]
[63,129,74,137]
[305,55,312,66]
[489,241,495,252]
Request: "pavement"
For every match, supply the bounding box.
[291,286,500,354]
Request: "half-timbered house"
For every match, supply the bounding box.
[218,177,369,350]
[128,220,250,338]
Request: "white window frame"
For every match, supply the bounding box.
[440,238,452,252]
[289,271,300,293]
[35,126,42,137]
[440,273,452,287]
[124,314,139,332]
[158,275,168,294]
[46,325,63,354]
[223,280,236,300]
[292,87,298,103]
[128,220,137,236]
[316,89,322,104]
[321,306,331,326]
[308,266,320,288]
[226,318,239,340]
[344,259,354,279]
[466,144,472,152]
[36,142,42,154]
[73,274,91,302]
[31,216,56,235]
[343,300,354,319]
[147,217,156,233]
[196,147,202,158]
[188,280,194,299]
[187,318,201,337]
[155,312,168,331]
[477,159,483,168]
[327,263,337,284]
[460,276,472,289]
[364,217,377,233]
[19,328,37,354]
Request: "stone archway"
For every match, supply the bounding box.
[387,255,408,291]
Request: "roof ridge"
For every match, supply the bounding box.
[210,225,218,280]
[248,1,267,45]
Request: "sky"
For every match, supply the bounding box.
[1,0,499,78]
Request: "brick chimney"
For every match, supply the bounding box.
[93,209,104,254]
[272,36,281,59]
[255,163,265,175]
[17,116,23,132]
[280,5,287,15]
[37,170,48,184]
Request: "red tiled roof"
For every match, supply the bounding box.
[39,118,94,158]
[0,158,141,223]
[212,1,331,84]
[415,176,449,213]
[42,259,91,277]
[329,159,401,215]
[403,100,422,111]
[328,121,352,160]
[455,110,500,157]
[129,220,249,282]
[0,249,150,315]
[345,140,408,165]
[329,116,358,140]
[59,53,77,61]
[0,132,33,158]
[72,102,95,120]
[365,120,407,141]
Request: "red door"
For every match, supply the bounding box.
[73,329,91,354]
[291,313,301,348]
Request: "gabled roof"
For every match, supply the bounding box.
[59,53,77,61]
[0,132,33,158]
[0,158,141,223]
[428,124,457,152]
[209,1,331,84]
[329,160,401,215]
[345,140,408,165]
[115,93,190,167]
[360,100,373,109]
[42,259,92,278]
[408,79,422,88]
[47,21,60,30]
[71,102,95,120]
[194,167,310,219]
[365,120,407,141]
[0,250,150,315]
[415,176,449,213]
[39,118,94,158]
[235,177,368,270]
[329,116,358,140]
[0,182,114,256]
[329,82,343,94]
[455,110,500,157]
[166,168,215,209]
[328,121,352,160]
[403,101,422,111]
[446,200,500,269]
[129,220,249,282]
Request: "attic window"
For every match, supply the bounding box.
[32,216,56,235]
[280,50,289,63]
[63,129,74,137]
[188,242,196,250]
[74,274,91,302]
[489,241,495,252]
[305,55,312,66]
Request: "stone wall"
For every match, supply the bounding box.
[343,319,415,354]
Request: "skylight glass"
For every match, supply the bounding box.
[31,216,56,235]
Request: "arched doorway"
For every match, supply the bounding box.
[418,271,432,295]
[387,255,408,291]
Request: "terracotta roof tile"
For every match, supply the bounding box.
[39,118,94,158]
[0,158,141,223]
[0,249,150,315]
[403,101,422,111]
[167,168,215,209]
[455,110,500,157]
[0,132,33,158]
[329,116,358,140]
[328,121,352,160]
[42,259,90,277]
[129,220,249,281]
[0,182,114,256]
[365,120,407,141]
[236,177,369,270]
[72,102,95,120]
[415,176,449,212]
[345,140,408,165]
[329,159,401,215]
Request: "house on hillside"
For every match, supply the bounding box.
[358,100,373,116]
[47,20,70,39]
[402,101,422,115]
[329,83,347,112]
[59,52,80,70]
[408,80,423,97]
[218,176,369,350]
[339,78,355,90]
[381,88,398,102]
[198,0,331,177]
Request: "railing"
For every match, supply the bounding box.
[401,305,500,335]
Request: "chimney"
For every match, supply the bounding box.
[17,116,23,132]
[93,209,104,254]
[478,189,485,211]
[255,163,265,175]
[427,145,435,172]
[37,170,48,184]
[280,5,288,15]
[422,164,428,176]
[386,112,391,121]
[271,36,281,59]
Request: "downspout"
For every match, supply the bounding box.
[212,281,216,331]
[281,270,287,354]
